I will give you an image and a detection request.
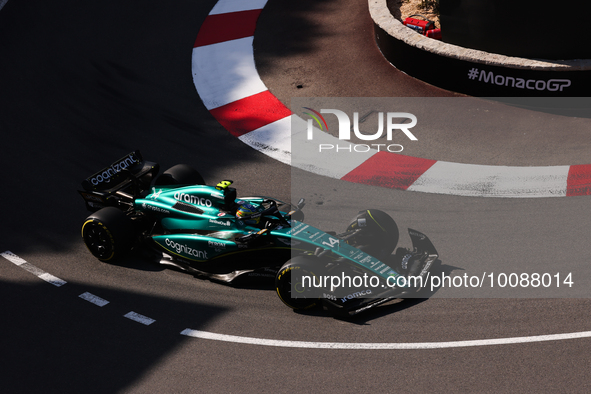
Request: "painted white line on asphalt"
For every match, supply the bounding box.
[79,292,110,307]
[180,329,591,349]
[124,311,156,326]
[1,251,67,287]
[1,250,27,265]
[37,273,68,287]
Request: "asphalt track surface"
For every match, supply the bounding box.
[1,0,591,393]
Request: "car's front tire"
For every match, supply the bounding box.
[82,207,134,262]
[275,256,319,310]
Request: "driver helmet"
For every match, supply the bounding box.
[235,201,264,225]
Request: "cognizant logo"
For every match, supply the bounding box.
[165,238,208,259]
[90,154,139,186]
[303,108,418,153]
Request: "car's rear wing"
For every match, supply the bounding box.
[78,150,159,212]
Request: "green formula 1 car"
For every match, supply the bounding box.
[78,151,439,317]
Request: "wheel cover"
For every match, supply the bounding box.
[83,221,114,260]
[277,266,317,309]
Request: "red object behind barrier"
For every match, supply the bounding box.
[403,15,442,40]
[425,28,442,40]
[403,17,434,34]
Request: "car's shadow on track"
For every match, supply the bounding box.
[106,250,168,272]
[109,254,466,324]
[291,259,465,324]
[287,297,431,324]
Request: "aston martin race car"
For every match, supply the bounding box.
[78,151,439,317]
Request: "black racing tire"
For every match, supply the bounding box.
[345,209,399,258]
[275,256,319,310]
[154,164,205,187]
[81,207,134,262]
[289,209,304,222]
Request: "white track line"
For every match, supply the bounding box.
[1,250,67,287]
[2,250,589,347]
[181,328,591,349]
[124,311,156,326]
[79,292,110,307]
[1,251,160,327]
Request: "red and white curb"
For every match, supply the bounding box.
[192,0,591,198]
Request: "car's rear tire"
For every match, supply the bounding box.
[345,209,399,258]
[275,256,319,310]
[82,207,134,262]
[154,164,205,187]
